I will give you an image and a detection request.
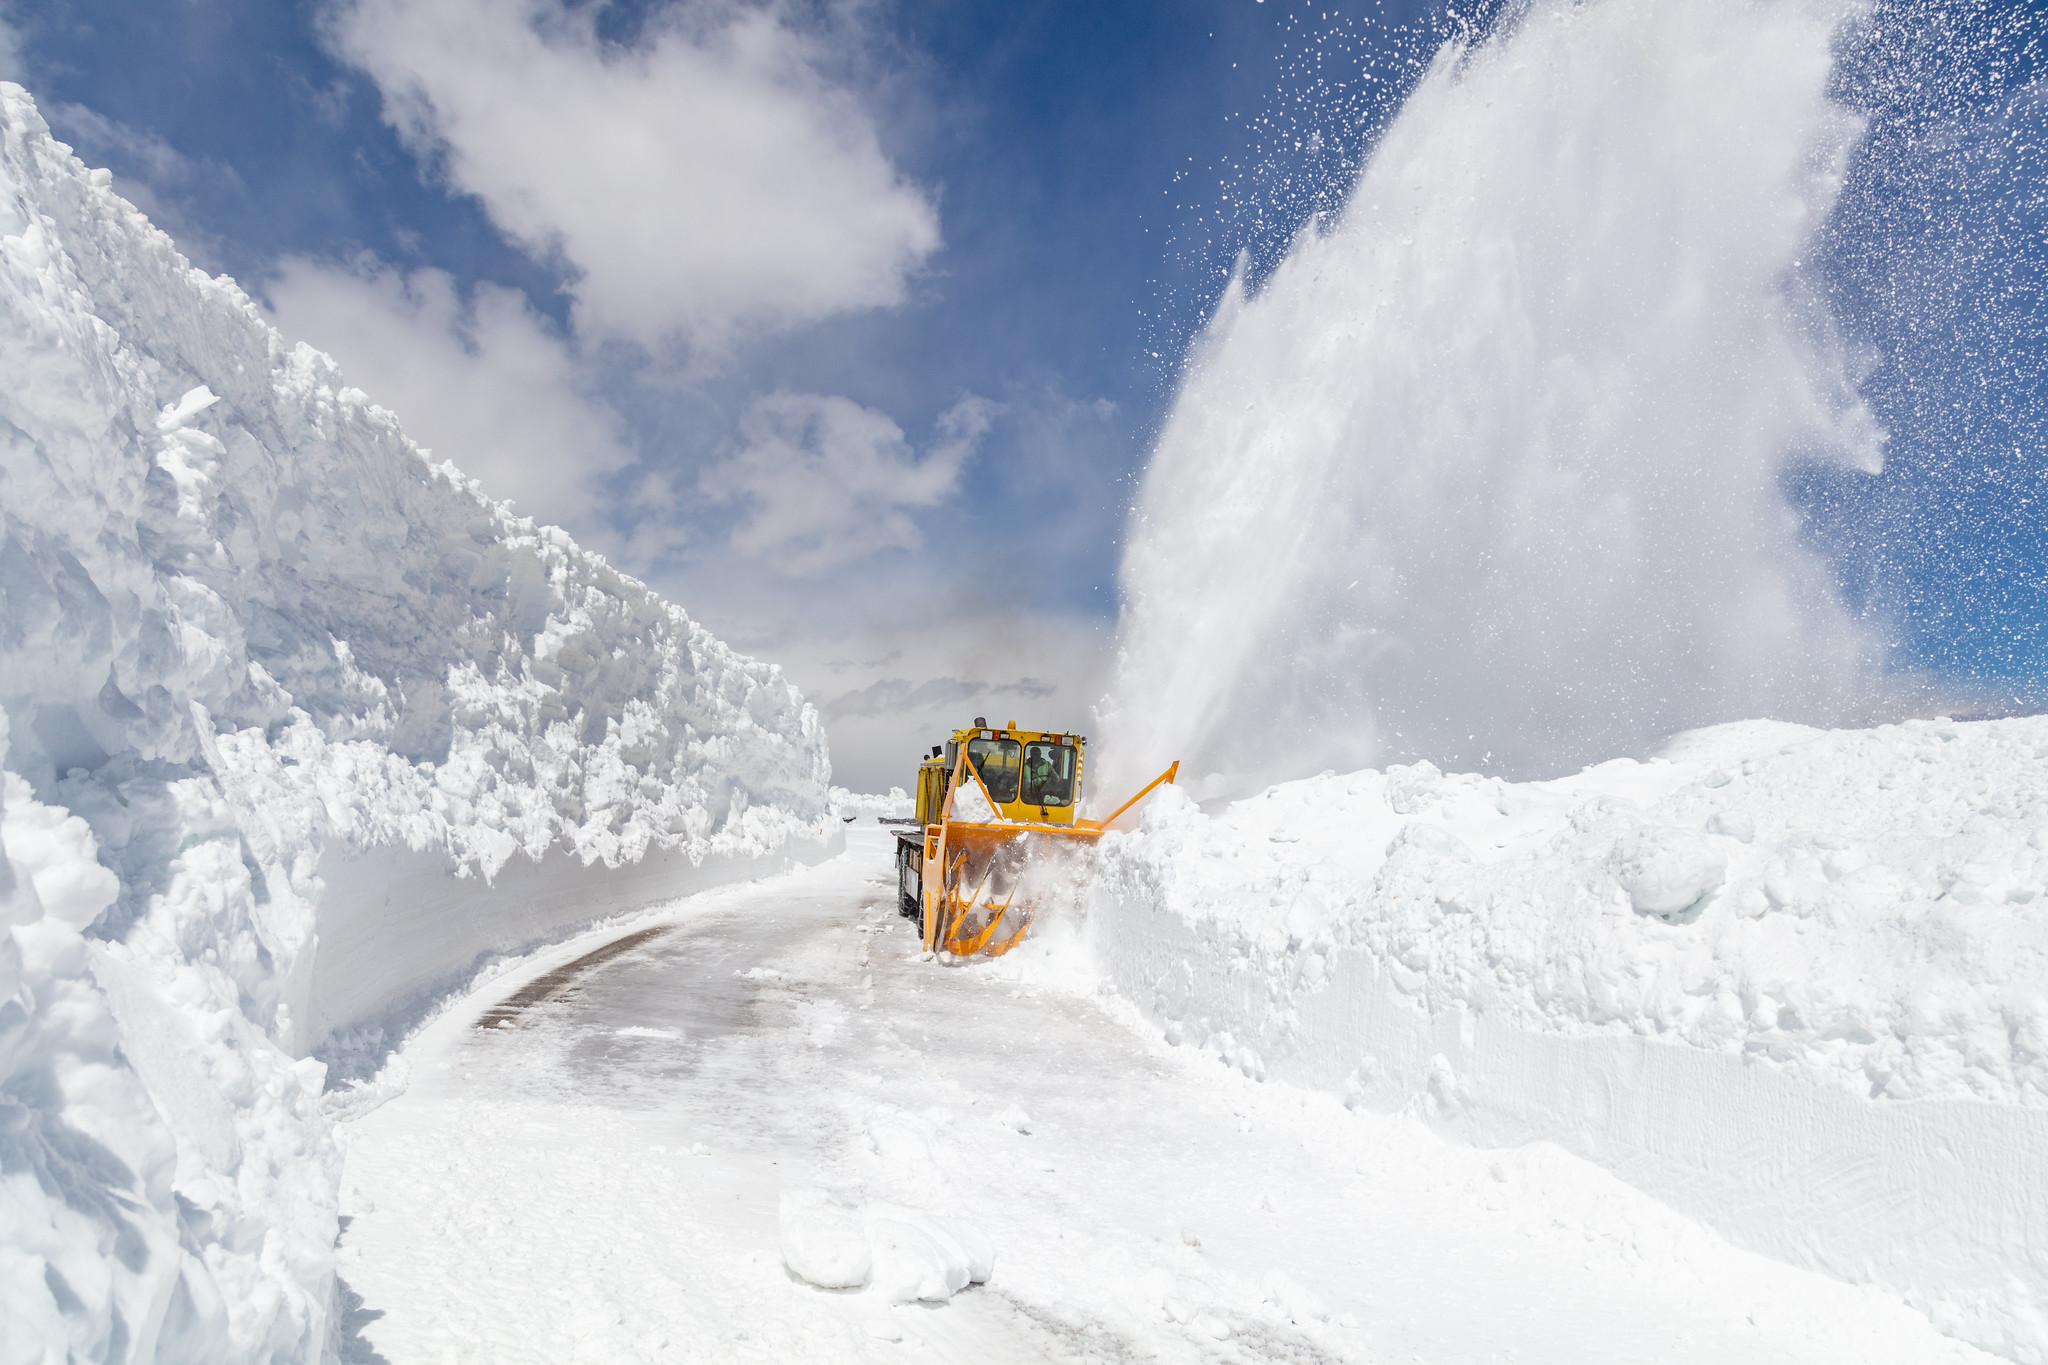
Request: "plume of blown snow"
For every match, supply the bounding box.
[1102,0,1895,799]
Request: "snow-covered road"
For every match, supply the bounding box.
[332,827,1997,1364]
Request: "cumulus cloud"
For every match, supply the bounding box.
[820,675,1057,721]
[714,607,1112,792]
[265,258,633,532]
[46,101,193,183]
[703,392,995,576]
[323,0,940,355]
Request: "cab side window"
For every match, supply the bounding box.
[967,737,1022,803]
[1021,742,1075,807]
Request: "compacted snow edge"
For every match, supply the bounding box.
[0,85,832,1364]
[1087,715,2048,1363]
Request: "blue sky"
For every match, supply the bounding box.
[1797,0,2048,696]
[3,0,2045,788]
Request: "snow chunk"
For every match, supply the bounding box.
[0,773,118,929]
[1611,826,1726,918]
[863,1204,994,1304]
[1261,1269,1328,1324]
[779,1188,871,1290]
[1708,809,1756,843]
[779,1190,993,1303]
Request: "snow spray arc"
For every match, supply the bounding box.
[1102,0,1892,798]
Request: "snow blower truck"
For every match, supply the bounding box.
[891,719,1179,957]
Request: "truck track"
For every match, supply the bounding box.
[473,924,673,1029]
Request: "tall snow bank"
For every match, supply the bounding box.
[0,86,830,1361]
[2,712,337,1361]
[1089,715,2048,1361]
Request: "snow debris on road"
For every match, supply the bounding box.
[781,1191,993,1303]
[780,1188,874,1290]
[1087,715,2048,1361]
[0,85,829,1363]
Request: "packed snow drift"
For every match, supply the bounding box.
[1086,714,2048,1361]
[0,86,830,1362]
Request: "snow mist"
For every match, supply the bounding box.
[1104,0,1890,796]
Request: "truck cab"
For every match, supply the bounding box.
[914,718,1087,828]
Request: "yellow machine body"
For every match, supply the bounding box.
[914,724,1087,828]
[893,718,1179,958]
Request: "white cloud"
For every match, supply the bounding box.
[323,0,940,355]
[0,7,25,83]
[265,258,633,533]
[695,603,1114,793]
[702,391,993,576]
[820,674,1058,720]
[46,101,193,184]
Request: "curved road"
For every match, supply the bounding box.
[332,826,1994,1364]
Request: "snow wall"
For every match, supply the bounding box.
[0,86,834,1362]
[1087,716,2048,1362]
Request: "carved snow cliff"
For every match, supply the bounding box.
[0,84,832,1361]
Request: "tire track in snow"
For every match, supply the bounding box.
[473,924,674,1029]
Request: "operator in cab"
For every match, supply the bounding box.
[1022,747,1054,804]
[1021,741,1072,808]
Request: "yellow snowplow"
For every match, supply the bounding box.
[891,718,1179,957]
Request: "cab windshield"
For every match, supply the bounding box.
[967,737,1022,802]
[1021,741,1075,807]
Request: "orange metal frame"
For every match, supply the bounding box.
[920,746,1179,957]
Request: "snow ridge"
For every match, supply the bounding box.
[0,85,829,1362]
[1089,715,2048,1361]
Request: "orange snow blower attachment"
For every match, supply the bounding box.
[889,719,1179,957]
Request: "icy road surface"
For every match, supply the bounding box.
[332,827,1995,1364]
